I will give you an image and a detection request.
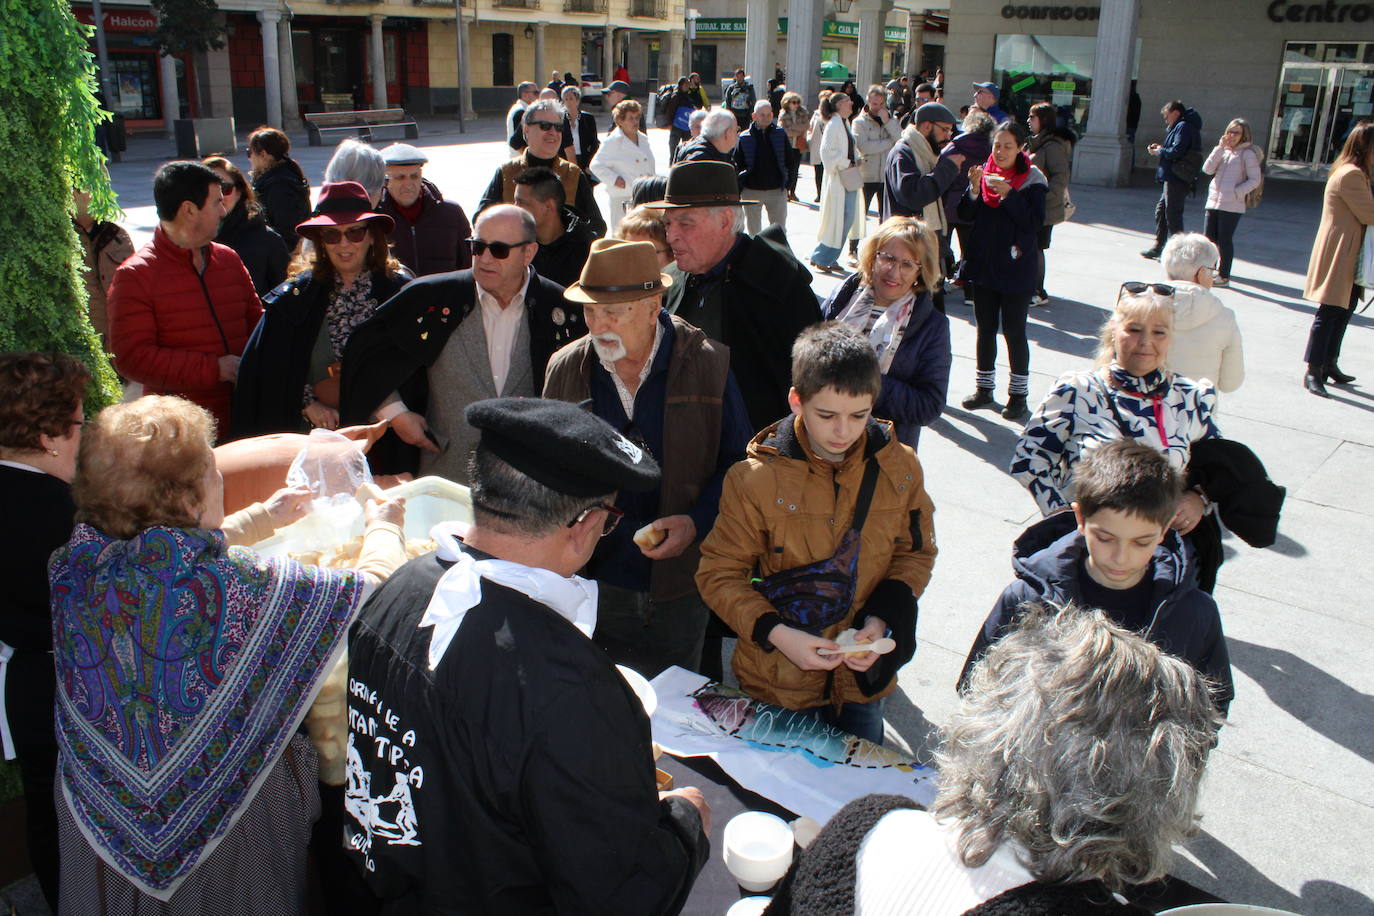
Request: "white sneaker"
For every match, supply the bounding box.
[1029,293,1050,307]
[1213,276,1230,287]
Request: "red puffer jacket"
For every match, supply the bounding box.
[108,227,262,439]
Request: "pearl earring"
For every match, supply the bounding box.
[49,449,59,457]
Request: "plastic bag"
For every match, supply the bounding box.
[282,429,375,552]
[1357,226,1374,291]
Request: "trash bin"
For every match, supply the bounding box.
[108,113,127,153]
[174,119,199,158]
[172,118,238,159]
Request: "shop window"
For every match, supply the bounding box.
[992,34,1139,136]
[691,45,716,84]
[493,33,514,86]
[111,54,159,120]
[1270,41,1374,171]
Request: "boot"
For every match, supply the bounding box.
[1001,394,1029,421]
[1325,363,1356,384]
[1304,370,1330,398]
[962,388,996,410]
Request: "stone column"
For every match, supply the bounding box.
[534,21,547,87]
[905,10,924,80]
[370,14,388,109]
[744,0,778,93]
[1073,0,1139,186]
[664,27,684,84]
[457,10,473,119]
[603,27,616,87]
[159,52,180,132]
[784,0,822,112]
[854,0,889,89]
[257,9,283,128]
[278,12,301,128]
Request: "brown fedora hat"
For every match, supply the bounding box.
[564,239,674,304]
[643,160,762,210]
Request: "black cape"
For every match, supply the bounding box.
[344,547,709,914]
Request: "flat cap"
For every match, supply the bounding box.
[381,143,428,165]
[606,80,632,95]
[915,101,958,126]
[465,398,659,497]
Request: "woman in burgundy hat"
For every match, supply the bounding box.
[231,181,412,439]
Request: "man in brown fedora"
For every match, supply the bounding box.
[648,160,820,432]
[544,239,753,677]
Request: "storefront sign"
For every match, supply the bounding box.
[694,16,907,42]
[1266,1,1373,22]
[73,7,157,32]
[1000,5,1100,20]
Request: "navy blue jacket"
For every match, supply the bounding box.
[881,132,962,223]
[958,511,1234,716]
[582,312,752,593]
[1156,107,1203,184]
[821,275,951,450]
[735,123,799,190]
[956,157,1048,296]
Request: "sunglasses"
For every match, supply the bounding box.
[469,238,534,259]
[219,180,237,194]
[319,225,370,245]
[526,120,563,133]
[1119,281,1176,298]
[568,503,624,536]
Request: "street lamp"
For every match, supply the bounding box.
[832,0,853,13]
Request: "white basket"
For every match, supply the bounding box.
[249,476,473,559]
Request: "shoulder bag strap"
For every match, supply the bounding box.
[849,457,881,532]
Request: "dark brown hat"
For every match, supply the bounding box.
[643,160,761,210]
[564,239,673,304]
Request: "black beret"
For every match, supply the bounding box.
[465,397,660,497]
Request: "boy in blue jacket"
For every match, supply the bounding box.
[959,438,1233,716]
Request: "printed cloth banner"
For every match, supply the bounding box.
[649,667,937,824]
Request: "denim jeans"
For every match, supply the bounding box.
[810,187,858,267]
[1153,178,1188,248]
[802,696,886,745]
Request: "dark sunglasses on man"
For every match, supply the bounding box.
[526,119,563,133]
[1118,281,1176,299]
[469,238,534,259]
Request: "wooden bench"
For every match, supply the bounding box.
[303,108,420,146]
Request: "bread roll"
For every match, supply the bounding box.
[633,523,666,550]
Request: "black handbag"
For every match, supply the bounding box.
[752,459,881,635]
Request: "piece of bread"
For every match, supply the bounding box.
[633,523,666,550]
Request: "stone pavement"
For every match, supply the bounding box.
[6,114,1370,915]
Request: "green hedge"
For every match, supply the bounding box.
[0,0,122,409]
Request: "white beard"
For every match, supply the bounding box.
[591,334,627,363]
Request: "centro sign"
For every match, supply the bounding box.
[1000,4,1101,18]
[1266,1,1374,20]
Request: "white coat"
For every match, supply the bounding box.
[590,127,657,230]
[853,109,901,183]
[816,115,865,250]
[1169,281,1245,393]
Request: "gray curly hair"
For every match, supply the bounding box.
[933,604,1220,891]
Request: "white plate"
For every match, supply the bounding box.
[616,664,657,718]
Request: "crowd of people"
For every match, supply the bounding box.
[0,63,1361,916]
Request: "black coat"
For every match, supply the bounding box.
[958,511,1234,715]
[231,268,412,440]
[339,269,583,473]
[532,206,596,289]
[1185,437,1286,593]
[252,158,311,250]
[561,109,602,175]
[379,179,473,277]
[216,203,290,295]
[956,161,1048,296]
[663,225,820,431]
[344,546,709,914]
[674,136,735,166]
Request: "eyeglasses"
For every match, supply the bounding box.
[469,238,534,259]
[1200,265,1220,275]
[1119,281,1176,299]
[219,180,237,194]
[526,120,563,133]
[320,225,370,245]
[568,503,624,536]
[874,250,920,273]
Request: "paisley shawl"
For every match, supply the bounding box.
[49,523,363,900]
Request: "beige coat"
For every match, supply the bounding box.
[1304,162,1374,307]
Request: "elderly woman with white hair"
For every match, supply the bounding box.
[765,604,1220,915]
[324,137,387,207]
[1010,285,1220,528]
[1161,232,1246,393]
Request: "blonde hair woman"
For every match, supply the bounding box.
[1200,117,1262,287]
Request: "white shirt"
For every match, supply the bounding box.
[478,274,530,394]
[599,319,664,418]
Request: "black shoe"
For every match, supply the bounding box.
[1140,247,1162,260]
[1304,372,1330,398]
[1325,364,1356,384]
[962,388,996,410]
[1001,394,1029,421]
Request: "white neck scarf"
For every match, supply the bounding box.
[419,521,599,671]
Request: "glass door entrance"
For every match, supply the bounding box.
[1270,42,1374,177]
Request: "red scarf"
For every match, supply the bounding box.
[980,150,1032,208]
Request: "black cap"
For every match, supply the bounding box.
[465,398,660,497]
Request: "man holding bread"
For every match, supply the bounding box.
[544,238,752,677]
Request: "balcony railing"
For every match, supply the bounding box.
[564,0,607,12]
[628,0,665,15]
[493,0,542,8]
[412,0,464,6]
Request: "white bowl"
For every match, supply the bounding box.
[723,811,793,892]
[616,664,658,718]
[725,897,771,916]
